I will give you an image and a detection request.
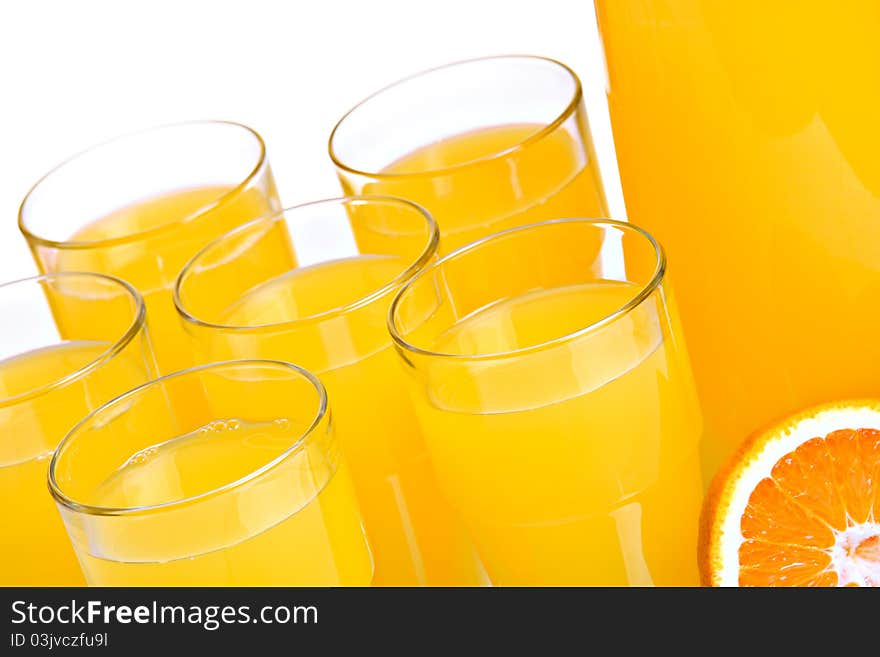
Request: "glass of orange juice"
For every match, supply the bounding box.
[49,359,372,586]
[595,2,880,476]
[174,197,487,586]
[18,121,281,374]
[389,219,705,586]
[329,55,609,252]
[0,272,156,585]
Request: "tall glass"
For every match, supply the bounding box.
[50,360,373,586]
[329,55,609,252]
[595,2,880,476]
[174,197,487,586]
[19,121,281,374]
[0,273,156,585]
[389,219,704,585]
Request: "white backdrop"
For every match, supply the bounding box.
[0,0,623,283]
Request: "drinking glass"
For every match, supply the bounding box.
[50,360,373,586]
[329,55,608,252]
[175,196,487,586]
[0,272,156,585]
[389,219,704,585]
[19,120,281,374]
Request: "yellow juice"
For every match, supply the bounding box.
[66,418,373,586]
[596,1,880,473]
[0,341,149,585]
[203,254,487,586]
[350,124,608,251]
[47,186,277,373]
[406,281,704,585]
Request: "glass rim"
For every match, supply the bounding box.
[48,358,330,518]
[328,54,583,180]
[387,218,667,362]
[18,120,268,250]
[0,271,147,409]
[173,195,440,333]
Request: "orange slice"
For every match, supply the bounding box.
[700,400,880,586]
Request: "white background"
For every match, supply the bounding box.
[0,0,623,283]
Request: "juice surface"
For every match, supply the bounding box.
[349,123,608,251]
[208,254,488,586]
[68,419,373,586]
[408,281,704,585]
[596,1,880,475]
[0,341,148,585]
[223,255,404,327]
[50,185,277,373]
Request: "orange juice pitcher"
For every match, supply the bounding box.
[595,1,880,475]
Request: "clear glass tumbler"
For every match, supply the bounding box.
[19,120,281,374]
[330,55,609,252]
[389,219,705,585]
[0,272,156,585]
[174,196,487,586]
[50,360,373,586]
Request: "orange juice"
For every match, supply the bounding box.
[350,123,607,251]
[19,122,280,375]
[48,186,276,373]
[50,360,373,586]
[403,281,703,585]
[186,252,487,585]
[596,1,880,473]
[0,341,150,585]
[63,418,372,586]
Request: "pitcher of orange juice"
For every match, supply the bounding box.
[595,1,880,476]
